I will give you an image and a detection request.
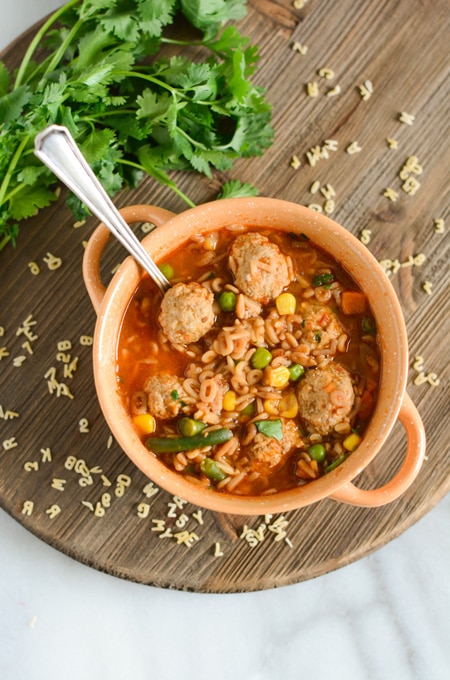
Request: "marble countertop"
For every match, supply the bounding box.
[1,3,449,679]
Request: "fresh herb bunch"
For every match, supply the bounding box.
[0,0,273,251]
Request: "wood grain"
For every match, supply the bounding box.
[0,0,449,593]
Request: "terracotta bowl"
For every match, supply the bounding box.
[82,198,425,515]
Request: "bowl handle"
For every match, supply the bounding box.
[82,204,175,314]
[329,393,426,507]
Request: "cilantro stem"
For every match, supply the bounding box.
[0,232,13,251]
[14,0,79,89]
[41,18,85,81]
[0,135,30,208]
[175,126,208,151]
[118,159,195,208]
[116,70,178,96]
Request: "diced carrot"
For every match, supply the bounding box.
[341,290,368,315]
[358,390,374,420]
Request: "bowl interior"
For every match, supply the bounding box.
[93,198,409,514]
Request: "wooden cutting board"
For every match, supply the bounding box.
[0,0,448,593]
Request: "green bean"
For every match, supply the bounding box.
[200,458,227,481]
[178,417,206,437]
[324,453,347,473]
[146,428,233,453]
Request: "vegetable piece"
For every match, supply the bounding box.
[313,273,335,287]
[324,454,347,472]
[200,457,227,482]
[0,0,273,251]
[341,291,368,315]
[263,399,279,416]
[362,316,376,335]
[264,365,290,388]
[222,390,237,411]
[343,432,362,451]
[279,393,298,418]
[251,347,273,369]
[133,413,156,434]
[241,401,256,416]
[159,263,174,280]
[307,443,326,462]
[146,427,233,453]
[275,292,296,315]
[288,363,305,381]
[178,417,206,437]
[255,419,283,440]
[218,291,237,312]
[357,390,375,420]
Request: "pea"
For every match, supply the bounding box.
[218,291,237,312]
[308,443,326,462]
[178,417,206,437]
[251,347,273,369]
[289,363,305,381]
[159,263,174,280]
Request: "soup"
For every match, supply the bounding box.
[116,227,380,496]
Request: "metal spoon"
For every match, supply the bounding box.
[34,124,171,294]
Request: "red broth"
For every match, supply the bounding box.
[116,228,380,496]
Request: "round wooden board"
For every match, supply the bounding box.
[0,0,449,593]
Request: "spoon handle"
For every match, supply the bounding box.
[34,124,171,293]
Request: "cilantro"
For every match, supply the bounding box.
[170,389,180,401]
[0,0,273,251]
[255,419,283,441]
[217,179,259,199]
[313,273,335,287]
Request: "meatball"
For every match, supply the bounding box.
[229,232,293,304]
[247,418,302,471]
[297,363,354,435]
[144,373,187,419]
[158,282,215,345]
[300,302,345,351]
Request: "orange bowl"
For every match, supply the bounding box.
[83,198,425,515]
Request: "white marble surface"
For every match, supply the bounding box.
[1,3,449,680]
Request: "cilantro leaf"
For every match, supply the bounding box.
[9,186,57,220]
[0,86,31,123]
[255,419,284,441]
[217,180,259,199]
[180,0,248,31]
[138,0,177,37]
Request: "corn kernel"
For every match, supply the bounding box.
[223,390,237,411]
[275,293,297,316]
[133,414,156,434]
[265,365,291,388]
[343,432,361,451]
[279,393,298,418]
[263,399,280,416]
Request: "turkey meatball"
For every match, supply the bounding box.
[247,418,303,471]
[228,232,293,304]
[158,282,215,345]
[297,363,354,435]
[144,373,187,420]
